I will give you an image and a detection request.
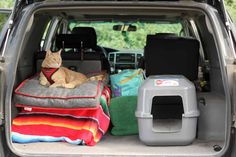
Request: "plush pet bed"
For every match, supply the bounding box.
[14,76,105,108]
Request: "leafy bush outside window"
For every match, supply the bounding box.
[69,22,182,50]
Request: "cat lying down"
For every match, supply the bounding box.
[39,49,106,88]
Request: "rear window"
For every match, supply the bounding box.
[69,21,183,50]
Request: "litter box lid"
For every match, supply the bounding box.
[136,75,200,118]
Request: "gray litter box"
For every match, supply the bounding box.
[135,75,200,146]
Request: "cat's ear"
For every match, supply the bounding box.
[46,50,52,57]
[58,49,62,55]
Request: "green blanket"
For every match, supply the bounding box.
[109,96,138,136]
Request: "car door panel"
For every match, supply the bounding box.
[0,8,11,157]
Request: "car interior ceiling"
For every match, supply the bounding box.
[11,8,227,153]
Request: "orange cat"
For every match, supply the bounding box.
[39,50,90,88]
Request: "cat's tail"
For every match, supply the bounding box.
[87,74,105,81]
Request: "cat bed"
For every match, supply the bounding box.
[12,91,110,146]
[14,76,105,108]
[109,96,138,136]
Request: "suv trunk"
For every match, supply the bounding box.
[3,1,231,157]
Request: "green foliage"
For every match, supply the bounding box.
[0,0,13,33]
[226,0,234,6]
[0,14,9,32]
[74,22,182,50]
[0,0,14,9]
[226,0,236,23]
[227,6,236,23]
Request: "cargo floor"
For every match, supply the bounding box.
[13,134,223,156]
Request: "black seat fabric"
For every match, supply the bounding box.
[144,35,200,81]
[56,34,96,49]
[155,33,177,38]
[56,27,97,49]
[72,27,97,48]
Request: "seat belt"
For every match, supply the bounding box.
[81,41,84,61]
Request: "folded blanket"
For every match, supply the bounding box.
[109,96,138,136]
[12,87,111,146]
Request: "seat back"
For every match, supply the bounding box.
[144,35,200,81]
[71,27,110,73]
[36,51,102,74]
[36,32,102,74]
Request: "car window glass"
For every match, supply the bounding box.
[0,0,13,32]
[0,12,10,34]
[225,0,236,23]
[50,21,66,51]
[40,21,52,50]
[69,21,184,50]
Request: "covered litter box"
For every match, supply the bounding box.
[135,75,200,146]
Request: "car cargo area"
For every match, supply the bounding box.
[7,2,229,157]
[13,134,223,156]
[13,93,225,156]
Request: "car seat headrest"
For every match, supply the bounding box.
[155,33,178,38]
[72,27,97,47]
[56,33,96,49]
